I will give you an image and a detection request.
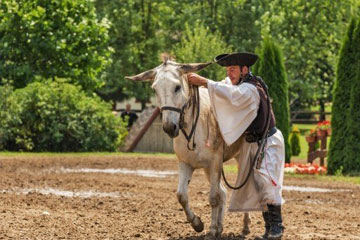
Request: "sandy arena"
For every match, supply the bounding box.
[0,154,359,239]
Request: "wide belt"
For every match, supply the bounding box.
[245,127,277,143]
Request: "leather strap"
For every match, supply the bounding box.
[160,106,182,113]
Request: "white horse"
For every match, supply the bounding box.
[126,58,250,239]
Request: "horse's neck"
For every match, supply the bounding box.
[180,76,211,135]
[182,96,194,132]
[182,87,210,132]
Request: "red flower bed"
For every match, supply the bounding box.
[284,163,327,175]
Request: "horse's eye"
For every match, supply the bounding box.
[175,85,181,93]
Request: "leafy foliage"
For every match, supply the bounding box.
[173,23,232,81]
[92,0,356,110]
[0,0,111,92]
[0,80,127,152]
[0,83,22,150]
[328,18,357,174]
[253,38,291,162]
[344,18,360,175]
[257,0,356,110]
[94,0,172,108]
[164,0,264,52]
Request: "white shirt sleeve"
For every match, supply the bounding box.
[207,78,260,145]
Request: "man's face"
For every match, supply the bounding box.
[226,65,249,85]
[226,65,241,85]
[126,104,131,111]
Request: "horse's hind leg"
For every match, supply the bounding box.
[242,212,251,235]
[177,162,204,233]
[205,157,223,239]
[216,182,227,236]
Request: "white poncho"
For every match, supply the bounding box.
[207,77,259,146]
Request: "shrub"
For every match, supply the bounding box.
[0,83,22,150]
[0,80,127,152]
[290,126,301,156]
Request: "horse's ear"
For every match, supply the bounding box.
[177,62,212,74]
[125,69,157,82]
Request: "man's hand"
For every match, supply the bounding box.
[187,73,208,88]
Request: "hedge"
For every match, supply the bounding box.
[0,80,127,152]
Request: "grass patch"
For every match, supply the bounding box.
[285,173,360,185]
[310,103,332,113]
[224,164,238,173]
[0,151,175,158]
[224,164,360,185]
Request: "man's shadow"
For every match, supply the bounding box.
[168,233,249,240]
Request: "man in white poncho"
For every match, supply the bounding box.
[187,52,285,240]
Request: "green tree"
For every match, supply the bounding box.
[259,0,355,111]
[95,0,173,109]
[0,0,111,92]
[216,0,264,52]
[173,23,232,81]
[253,38,291,162]
[165,0,265,52]
[93,0,268,108]
[328,18,357,174]
[344,18,360,175]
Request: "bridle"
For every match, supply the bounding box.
[160,80,200,151]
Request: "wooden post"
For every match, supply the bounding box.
[319,134,327,166]
[307,130,328,166]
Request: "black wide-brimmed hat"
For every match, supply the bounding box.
[214,52,258,67]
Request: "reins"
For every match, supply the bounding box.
[221,77,272,190]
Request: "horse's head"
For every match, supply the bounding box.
[125,59,210,138]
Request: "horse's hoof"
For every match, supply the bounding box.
[191,216,204,232]
[215,225,223,237]
[241,228,250,236]
[204,233,218,240]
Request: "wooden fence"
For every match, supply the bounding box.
[291,111,331,124]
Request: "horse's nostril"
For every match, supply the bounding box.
[163,122,178,138]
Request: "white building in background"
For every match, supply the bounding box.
[115,96,158,112]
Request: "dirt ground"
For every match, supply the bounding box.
[0,154,359,240]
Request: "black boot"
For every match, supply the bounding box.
[267,204,284,240]
[261,211,271,239]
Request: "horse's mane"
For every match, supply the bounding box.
[160,52,175,64]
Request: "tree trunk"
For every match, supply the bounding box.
[141,101,146,110]
[319,99,325,121]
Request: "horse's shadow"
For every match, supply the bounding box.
[168,233,252,240]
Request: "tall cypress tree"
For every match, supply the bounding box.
[328,18,357,174]
[344,18,360,175]
[253,38,291,163]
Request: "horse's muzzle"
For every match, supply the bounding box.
[163,122,179,138]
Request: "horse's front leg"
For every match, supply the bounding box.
[177,161,204,233]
